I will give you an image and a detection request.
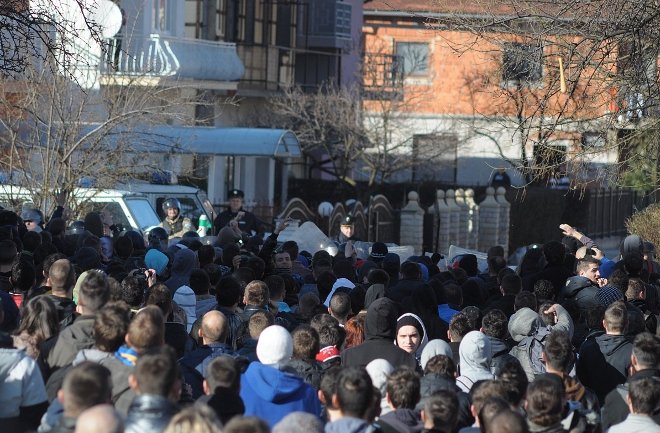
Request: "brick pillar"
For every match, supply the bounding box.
[400,191,425,254]
[455,188,469,247]
[495,186,511,256]
[428,189,451,255]
[465,189,479,250]
[445,189,460,247]
[478,187,500,252]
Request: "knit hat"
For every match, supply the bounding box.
[595,285,624,307]
[370,242,388,261]
[396,314,424,340]
[256,325,293,365]
[599,260,616,279]
[145,249,169,276]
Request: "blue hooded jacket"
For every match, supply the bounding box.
[240,361,321,427]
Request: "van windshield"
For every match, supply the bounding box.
[126,198,161,230]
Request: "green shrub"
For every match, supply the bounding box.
[626,204,660,247]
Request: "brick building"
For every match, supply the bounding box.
[362,0,620,186]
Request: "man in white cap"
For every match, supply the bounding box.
[240,325,321,427]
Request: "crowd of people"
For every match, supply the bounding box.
[0,200,659,433]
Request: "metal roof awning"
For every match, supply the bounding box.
[79,125,302,158]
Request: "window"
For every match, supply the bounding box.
[153,0,171,32]
[502,43,543,84]
[395,42,429,76]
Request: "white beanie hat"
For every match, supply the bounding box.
[256,325,293,365]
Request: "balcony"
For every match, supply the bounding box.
[362,52,404,100]
[99,34,245,89]
[297,0,353,50]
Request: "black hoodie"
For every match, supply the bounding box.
[341,298,416,369]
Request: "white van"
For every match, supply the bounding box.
[0,185,161,234]
[115,180,214,227]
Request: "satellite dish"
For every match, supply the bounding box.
[91,0,123,39]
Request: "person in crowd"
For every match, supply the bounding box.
[379,367,423,432]
[201,355,245,425]
[125,346,181,433]
[52,362,113,433]
[602,332,660,429]
[73,404,123,433]
[395,313,428,364]
[324,367,376,433]
[328,291,351,326]
[240,325,321,426]
[342,297,416,369]
[577,300,633,403]
[420,391,459,433]
[607,377,660,433]
[213,189,264,236]
[160,198,193,239]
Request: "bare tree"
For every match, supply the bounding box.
[1,0,103,80]
[0,64,209,216]
[267,83,370,187]
[425,0,660,188]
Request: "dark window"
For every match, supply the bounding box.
[395,42,429,76]
[502,43,543,83]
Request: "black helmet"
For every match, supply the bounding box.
[66,220,86,235]
[162,198,181,212]
[20,208,43,224]
[148,226,169,242]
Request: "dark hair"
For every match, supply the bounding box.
[538,302,556,327]
[333,260,355,282]
[11,259,35,292]
[448,313,472,341]
[441,282,462,307]
[319,366,342,409]
[15,296,59,353]
[189,269,211,296]
[329,291,351,320]
[62,362,112,416]
[244,256,266,280]
[120,275,147,308]
[461,306,482,330]
[608,269,629,291]
[423,390,458,431]
[317,270,337,302]
[281,240,299,261]
[489,410,529,433]
[478,397,511,432]
[232,268,254,288]
[197,245,215,267]
[317,324,342,347]
[401,261,421,279]
[223,416,269,433]
[205,355,240,393]
[134,346,180,396]
[336,367,374,418]
[22,231,42,253]
[514,291,537,312]
[386,368,420,409]
[79,270,110,313]
[216,275,242,307]
[586,304,606,330]
[292,324,320,360]
[481,309,508,340]
[526,376,564,426]
[423,354,456,377]
[501,274,522,295]
[542,330,573,372]
[146,283,173,317]
[632,332,660,369]
[487,256,507,275]
[94,301,131,352]
[629,377,660,415]
[470,380,508,415]
[264,275,285,300]
[497,361,529,406]
[367,268,390,286]
[533,279,555,302]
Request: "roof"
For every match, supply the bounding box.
[364,0,597,20]
[79,125,302,158]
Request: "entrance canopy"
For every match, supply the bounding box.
[79,125,301,157]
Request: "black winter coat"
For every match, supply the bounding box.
[124,395,178,433]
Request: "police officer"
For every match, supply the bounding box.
[337,214,360,244]
[160,198,193,239]
[213,189,264,236]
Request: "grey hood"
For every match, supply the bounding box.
[420,339,453,371]
[456,331,494,391]
[0,348,24,382]
[508,307,544,342]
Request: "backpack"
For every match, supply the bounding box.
[520,325,551,377]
